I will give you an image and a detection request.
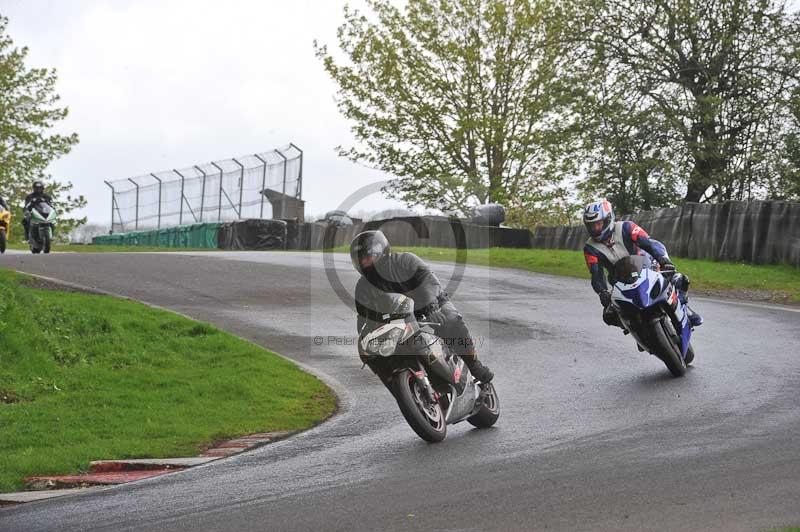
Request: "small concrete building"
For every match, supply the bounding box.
[261,189,305,220]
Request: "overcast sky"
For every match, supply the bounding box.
[2,0,405,223]
[9,1,799,225]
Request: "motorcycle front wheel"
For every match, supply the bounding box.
[392,369,447,443]
[0,229,6,254]
[41,228,52,254]
[651,317,686,377]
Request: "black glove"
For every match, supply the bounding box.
[425,306,447,327]
[658,257,676,273]
[599,290,612,308]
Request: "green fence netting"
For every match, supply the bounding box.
[92,222,223,249]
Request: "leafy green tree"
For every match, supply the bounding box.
[0,16,84,241]
[578,0,800,204]
[772,91,800,199]
[575,78,684,215]
[316,0,578,218]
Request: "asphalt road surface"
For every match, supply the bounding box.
[1,250,799,532]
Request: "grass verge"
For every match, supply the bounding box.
[394,246,800,305]
[0,269,335,492]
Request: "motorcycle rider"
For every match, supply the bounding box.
[22,181,53,242]
[582,199,703,328]
[351,230,494,383]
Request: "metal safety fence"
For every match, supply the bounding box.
[105,143,303,233]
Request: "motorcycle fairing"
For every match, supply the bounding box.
[360,320,414,357]
[612,265,692,358]
[31,203,55,223]
[0,206,10,237]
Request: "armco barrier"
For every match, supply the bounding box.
[530,200,800,267]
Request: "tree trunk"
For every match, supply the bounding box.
[685,117,725,203]
[684,179,706,203]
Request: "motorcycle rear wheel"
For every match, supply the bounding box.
[651,317,686,377]
[392,370,447,443]
[467,382,500,428]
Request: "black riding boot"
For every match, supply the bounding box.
[463,353,494,383]
[674,274,703,327]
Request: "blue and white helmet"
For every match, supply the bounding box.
[583,200,615,242]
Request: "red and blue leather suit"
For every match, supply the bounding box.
[583,221,668,295]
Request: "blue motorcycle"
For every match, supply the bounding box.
[609,255,695,377]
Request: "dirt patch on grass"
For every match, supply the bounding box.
[1,390,21,404]
[19,276,101,295]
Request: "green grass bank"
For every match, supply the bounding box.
[395,247,800,304]
[0,269,335,492]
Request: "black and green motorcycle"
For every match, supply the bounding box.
[28,201,57,254]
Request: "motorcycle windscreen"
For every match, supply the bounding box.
[387,294,414,318]
[613,255,650,285]
[33,203,52,219]
[360,292,415,324]
[358,293,418,357]
[613,256,657,308]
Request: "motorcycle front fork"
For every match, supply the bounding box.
[414,361,437,404]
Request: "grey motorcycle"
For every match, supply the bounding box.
[358,295,499,443]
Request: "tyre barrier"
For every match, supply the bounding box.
[92,217,531,251]
[91,200,799,266]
